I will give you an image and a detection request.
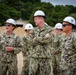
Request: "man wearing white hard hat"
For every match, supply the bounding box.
[6,18,16,25]
[54,23,63,35]
[21,23,33,75]
[24,23,33,29]
[52,22,66,75]
[59,16,76,75]
[52,16,76,75]
[51,23,63,75]
[29,10,53,75]
[0,18,22,75]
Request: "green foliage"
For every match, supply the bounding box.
[0,3,21,26]
[0,0,76,27]
[70,13,76,20]
[0,0,23,10]
[21,2,34,20]
[21,0,41,3]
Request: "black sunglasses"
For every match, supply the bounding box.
[62,24,71,27]
[5,24,11,27]
[25,29,30,32]
[25,30,28,31]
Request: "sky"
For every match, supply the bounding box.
[41,0,76,6]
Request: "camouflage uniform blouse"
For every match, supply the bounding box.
[60,32,76,70]
[53,32,76,70]
[29,24,53,58]
[0,32,22,63]
[22,33,32,59]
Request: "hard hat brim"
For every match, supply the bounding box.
[5,22,16,26]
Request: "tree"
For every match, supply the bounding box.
[21,0,41,3]
[21,2,33,20]
[0,1,76,27]
[0,3,21,25]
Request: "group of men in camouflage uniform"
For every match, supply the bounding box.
[21,10,76,75]
[0,10,76,75]
[52,16,76,75]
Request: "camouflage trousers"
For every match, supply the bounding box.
[21,58,29,75]
[0,61,18,75]
[60,68,76,75]
[52,54,61,75]
[29,58,52,75]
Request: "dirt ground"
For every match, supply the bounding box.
[17,52,23,75]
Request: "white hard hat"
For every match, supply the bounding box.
[24,23,33,30]
[54,23,62,29]
[6,18,16,25]
[63,16,76,25]
[34,10,45,17]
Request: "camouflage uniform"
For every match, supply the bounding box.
[51,31,65,75]
[73,29,76,32]
[53,32,76,75]
[21,34,32,75]
[29,24,53,75]
[0,32,22,75]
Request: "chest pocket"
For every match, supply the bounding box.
[63,37,73,50]
[1,36,16,47]
[39,30,47,37]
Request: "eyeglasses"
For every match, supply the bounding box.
[62,24,71,27]
[25,30,30,32]
[5,24,11,27]
[25,30,28,31]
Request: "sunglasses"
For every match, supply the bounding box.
[62,24,71,27]
[25,30,28,31]
[25,29,30,32]
[5,24,11,27]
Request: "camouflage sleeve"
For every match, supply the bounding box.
[72,33,76,49]
[27,29,39,46]
[32,33,54,45]
[0,35,4,49]
[33,36,51,44]
[0,35,2,49]
[13,36,22,54]
[51,34,61,55]
[21,36,27,55]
